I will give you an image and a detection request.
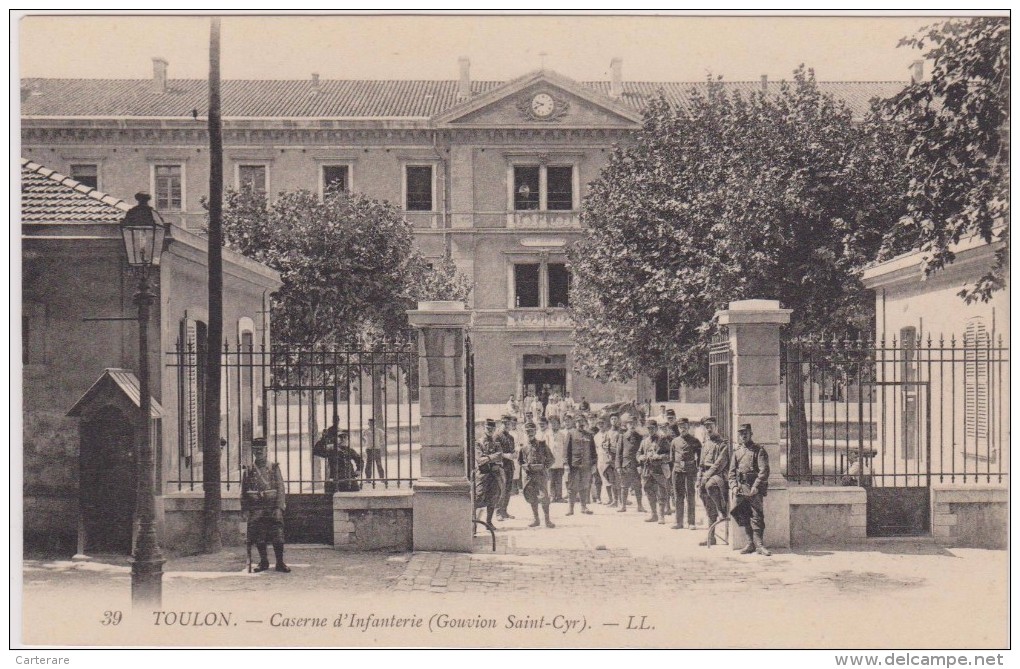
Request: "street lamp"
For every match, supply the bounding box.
[121,191,168,609]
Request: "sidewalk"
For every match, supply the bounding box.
[21,497,1008,648]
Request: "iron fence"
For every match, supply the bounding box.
[165,333,420,494]
[781,332,1009,486]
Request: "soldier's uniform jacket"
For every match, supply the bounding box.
[242,459,286,516]
[565,427,597,469]
[604,427,624,464]
[638,434,671,479]
[670,433,703,475]
[518,436,555,486]
[729,440,770,497]
[699,434,731,483]
[475,433,503,473]
[617,428,643,474]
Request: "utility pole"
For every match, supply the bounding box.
[203,16,224,552]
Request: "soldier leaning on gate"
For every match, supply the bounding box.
[696,416,731,547]
[637,419,671,524]
[241,438,290,573]
[474,418,506,528]
[518,421,557,528]
[729,423,772,556]
[669,417,702,530]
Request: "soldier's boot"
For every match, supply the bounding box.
[582,503,593,515]
[617,491,628,512]
[528,503,541,528]
[543,504,556,529]
[657,501,667,524]
[636,491,646,514]
[566,502,575,516]
[253,543,271,572]
[698,526,716,547]
[273,543,291,573]
[740,537,756,554]
[485,507,496,527]
[753,531,772,556]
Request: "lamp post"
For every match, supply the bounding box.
[121,191,168,609]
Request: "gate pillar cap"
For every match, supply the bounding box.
[716,300,792,326]
[407,301,471,328]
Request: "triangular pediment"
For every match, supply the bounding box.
[434,69,642,129]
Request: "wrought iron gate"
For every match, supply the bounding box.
[708,333,732,440]
[465,334,476,499]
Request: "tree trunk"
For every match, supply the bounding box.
[202,16,224,552]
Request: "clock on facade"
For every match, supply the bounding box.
[530,93,555,118]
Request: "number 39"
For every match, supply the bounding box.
[101,610,123,626]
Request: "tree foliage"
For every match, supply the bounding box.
[568,67,905,386]
[880,17,1009,303]
[221,186,471,346]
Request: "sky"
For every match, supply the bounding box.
[15,12,981,84]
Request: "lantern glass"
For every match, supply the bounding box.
[121,206,166,267]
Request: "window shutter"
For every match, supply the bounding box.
[964,318,990,458]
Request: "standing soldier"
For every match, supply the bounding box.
[616,413,646,513]
[546,416,567,503]
[729,424,772,556]
[518,421,556,528]
[495,414,518,521]
[594,416,617,506]
[638,420,671,523]
[241,438,289,573]
[474,419,505,528]
[564,414,597,516]
[696,416,731,547]
[669,418,702,530]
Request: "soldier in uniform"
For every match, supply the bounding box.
[241,438,289,573]
[670,418,702,530]
[313,424,363,493]
[729,423,772,556]
[518,421,556,528]
[594,416,617,506]
[696,416,731,547]
[637,419,671,523]
[616,413,646,513]
[564,414,597,516]
[474,418,506,527]
[495,413,518,521]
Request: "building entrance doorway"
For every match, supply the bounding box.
[523,354,567,397]
[80,405,136,554]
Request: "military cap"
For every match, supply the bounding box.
[252,437,267,450]
[575,414,588,424]
[538,417,549,426]
[500,413,513,421]
[485,418,497,428]
[524,421,537,430]
[665,409,677,417]
[610,412,621,418]
[134,191,152,201]
[738,423,752,433]
[646,418,658,427]
[702,416,717,425]
[678,417,690,425]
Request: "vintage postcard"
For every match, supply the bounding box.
[14,11,1010,653]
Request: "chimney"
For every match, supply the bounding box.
[910,59,924,84]
[311,72,321,94]
[152,57,168,94]
[458,57,471,99]
[610,57,623,99]
[760,74,768,94]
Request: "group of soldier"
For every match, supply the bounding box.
[474,407,774,556]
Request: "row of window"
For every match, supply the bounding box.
[66,162,577,214]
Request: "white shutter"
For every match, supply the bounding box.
[964,318,990,458]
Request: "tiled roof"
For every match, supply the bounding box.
[21,158,129,223]
[20,77,906,120]
[66,368,165,418]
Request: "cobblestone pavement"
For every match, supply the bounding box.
[20,496,1008,648]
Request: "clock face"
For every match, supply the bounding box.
[531,93,555,118]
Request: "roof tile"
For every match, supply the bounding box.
[21,158,130,223]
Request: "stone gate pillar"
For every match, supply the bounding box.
[407,301,473,552]
[716,299,792,549]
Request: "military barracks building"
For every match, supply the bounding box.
[21,57,906,408]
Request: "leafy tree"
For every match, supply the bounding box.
[880,17,1009,303]
[220,185,470,347]
[569,67,904,389]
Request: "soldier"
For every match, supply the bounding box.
[546,415,567,503]
[603,413,624,508]
[564,414,597,516]
[638,419,671,524]
[241,438,289,573]
[669,418,702,530]
[518,421,556,528]
[616,413,646,513]
[696,416,731,547]
[729,423,772,556]
[495,413,518,521]
[593,416,617,506]
[474,418,505,528]
[313,425,363,493]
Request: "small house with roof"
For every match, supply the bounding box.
[21,158,281,554]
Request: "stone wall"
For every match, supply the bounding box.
[333,490,413,551]
[162,492,245,555]
[789,486,867,546]
[932,485,1007,549]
